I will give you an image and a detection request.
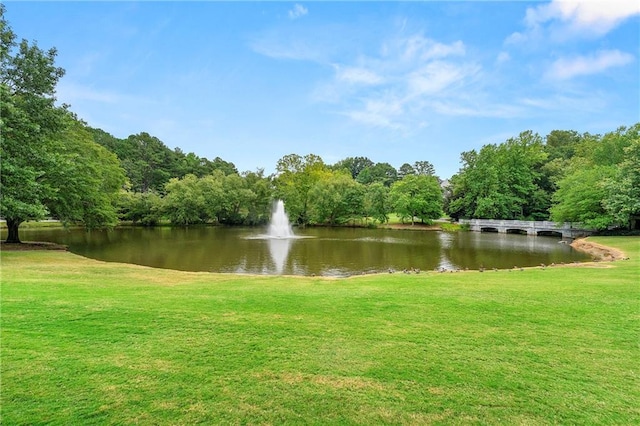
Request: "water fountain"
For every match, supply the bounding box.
[267,200,294,239]
[265,200,296,273]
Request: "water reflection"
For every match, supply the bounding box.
[267,237,293,274]
[5,226,592,277]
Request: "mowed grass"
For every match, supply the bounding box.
[1,237,638,425]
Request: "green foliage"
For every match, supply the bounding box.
[308,171,365,225]
[447,131,548,220]
[274,154,329,225]
[0,9,123,242]
[330,156,374,179]
[550,165,615,229]
[44,116,126,228]
[241,169,273,226]
[363,182,391,223]
[161,170,273,226]
[118,191,163,226]
[356,162,398,186]
[89,128,238,194]
[550,124,639,230]
[603,140,640,228]
[163,174,207,225]
[389,174,443,225]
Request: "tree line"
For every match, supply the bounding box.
[446,125,640,231]
[2,7,638,244]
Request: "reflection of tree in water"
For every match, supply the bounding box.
[290,232,443,276]
[22,227,592,276]
[443,232,590,270]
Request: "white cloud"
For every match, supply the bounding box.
[334,65,384,85]
[429,101,522,118]
[343,97,404,130]
[545,49,634,80]
[528,0,640,35]
[407,61,477,97]
[250,36,323,62]
[323,35,482,129]
[383,35,465,63]
[288,4,308,20]
[511,0,640,42]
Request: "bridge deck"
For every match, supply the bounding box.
[459,219,593,238]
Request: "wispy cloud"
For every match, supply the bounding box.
[545,50,634,80]
[343,96,405,130]
[327,35,485,130]
[288,4,308,20]
[334,65,384,85]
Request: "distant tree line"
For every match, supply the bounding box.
[1,6,638,244]
[116,152,443,228]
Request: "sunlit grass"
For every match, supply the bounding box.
[1,236,638,424]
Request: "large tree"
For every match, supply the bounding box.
[331,156,374,180]
[274,154,329,225]
[446,131,548,220]
[308,171,365,225]
[1,8,125,242]
[603,140,640,229]
[389,174,443,225]
[550,124,640,230]
[356,162,398,187]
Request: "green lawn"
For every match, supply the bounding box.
[1,237,638,424]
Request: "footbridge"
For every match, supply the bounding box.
[459,219,594,239]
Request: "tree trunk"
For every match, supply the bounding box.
[5,218,22,243]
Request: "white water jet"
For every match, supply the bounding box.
[268,200,294,239]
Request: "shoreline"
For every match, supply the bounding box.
[570,238,628,261]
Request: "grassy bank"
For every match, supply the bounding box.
[1,237,638,424]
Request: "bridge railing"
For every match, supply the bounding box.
[459,219,588,231]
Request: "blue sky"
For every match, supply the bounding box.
[5,1,639,178]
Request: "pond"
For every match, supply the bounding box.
[9,226,592,277]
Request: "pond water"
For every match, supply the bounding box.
[9,226,592,277]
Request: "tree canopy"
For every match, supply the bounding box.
[1,6,125,242]
[446,131,548,221]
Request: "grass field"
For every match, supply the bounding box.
[1,236,638,424]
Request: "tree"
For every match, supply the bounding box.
[163,174,207,225]
[331,156,373,179]
[550,164,615,230]
[398,163,415,179]
[121,133,174,193]
[308,171,364,225]
[446,131,548,220]
[413,160,436,177]
[243,169,273,225]
[545,130,581,161]
[274,154,329,225]
[603,139,640,228]
[363,182,390,223]
[44,116,126,228]
[119,190,163,226]
[1,9,126,243]
[356,162,398,186]
[389,175,443,225]
[550,124,640,230]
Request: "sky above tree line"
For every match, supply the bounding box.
[6,1,639,178]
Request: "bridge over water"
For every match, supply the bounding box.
[458,219,594,239]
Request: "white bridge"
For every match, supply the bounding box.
[459,219,594,239]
